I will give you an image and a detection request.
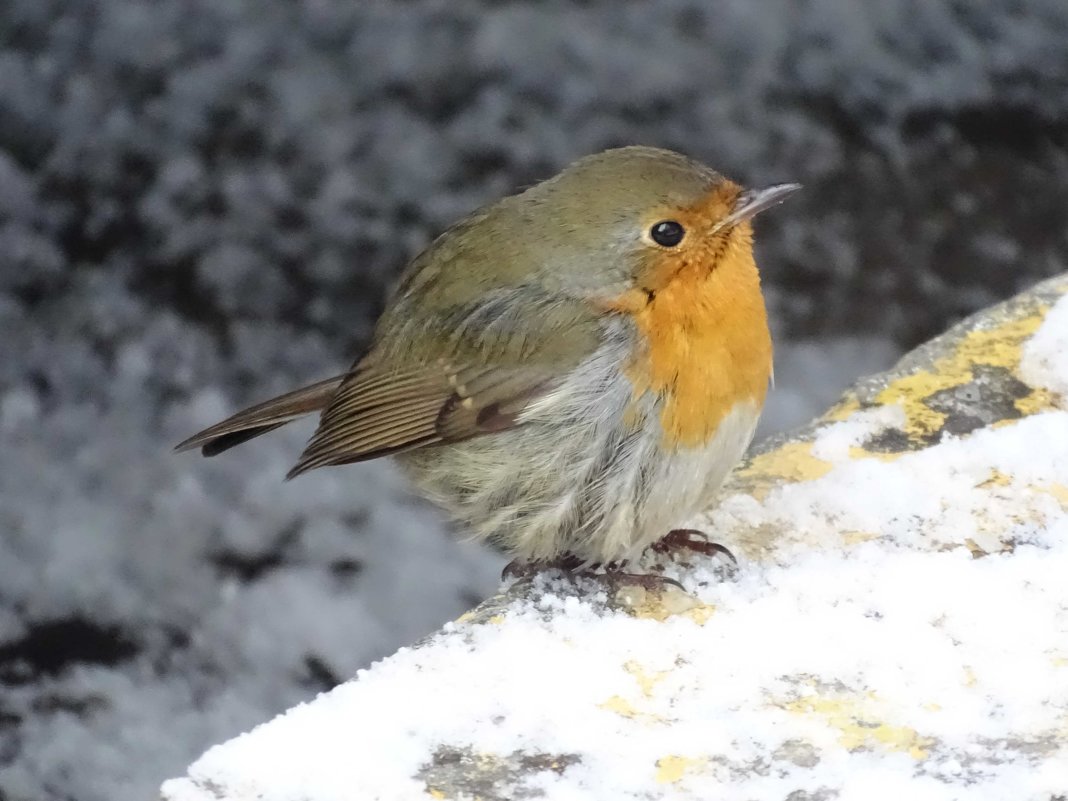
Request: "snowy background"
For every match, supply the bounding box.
[1,2,1066,800]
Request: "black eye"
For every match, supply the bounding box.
[650,220,685,247]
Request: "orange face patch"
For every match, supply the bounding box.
[602,185,773,449]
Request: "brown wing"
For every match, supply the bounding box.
[285,360,557,479]
[177,281,601,475]
[175,375,348,456]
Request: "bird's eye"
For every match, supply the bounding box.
[649,220,685,247]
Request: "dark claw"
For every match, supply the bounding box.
[602,569,687,593]
[651,528,738,564]
[501,559,534,581]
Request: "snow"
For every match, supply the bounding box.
[1021,295,1068,398]
[160,294,1068,799]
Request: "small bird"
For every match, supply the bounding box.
[177,147,797,587]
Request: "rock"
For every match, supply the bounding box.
[161,275,1068,801]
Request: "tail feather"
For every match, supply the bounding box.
[175,374,347,456]
[199,423,288,456]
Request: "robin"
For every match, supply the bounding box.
[177,147,798,589]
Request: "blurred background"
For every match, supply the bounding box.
[1,1,1066,799]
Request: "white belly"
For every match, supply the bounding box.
[588,402,761,563]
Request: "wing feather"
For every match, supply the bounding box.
[175,374,347,456]
[286,360,560,478]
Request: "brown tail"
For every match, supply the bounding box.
[175,375,347,457]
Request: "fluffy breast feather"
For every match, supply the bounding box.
[399,321,763,564]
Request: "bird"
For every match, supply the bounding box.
[177,146,798,588]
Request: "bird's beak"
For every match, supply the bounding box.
[711,183,801,234]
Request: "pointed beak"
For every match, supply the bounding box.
[711,183,801,234]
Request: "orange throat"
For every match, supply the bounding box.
[609,223,773,449]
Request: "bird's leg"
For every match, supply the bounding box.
[503,555,688,593]
[501,553,585,581]
[650,528,738,564]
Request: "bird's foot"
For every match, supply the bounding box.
[597,563,686,594]
[650,528,738,564]
[501,553,585,582]
[502,556,685,594]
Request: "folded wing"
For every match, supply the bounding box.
[285,360,556,478]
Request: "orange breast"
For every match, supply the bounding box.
[607,222,773,449]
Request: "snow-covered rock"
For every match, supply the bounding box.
[161,276,1068,800]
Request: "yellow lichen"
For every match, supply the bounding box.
[614,584,712,621]
[978,470,1013,488]
[825,395,862,422]
[1036,483,1068,509]
[858,723,932,761]
[874,308,1049,443]
[596,695,665,724]
[1015,387,1060,415]
[783,691,933,761]
[846,445,903,463]
[684,604,717,625]
[841,530,880,546]
[655,755,709,783]
[737,441,834,498]
[624,660,672,698]
[598,695,640,717]
[598,662,680,724]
